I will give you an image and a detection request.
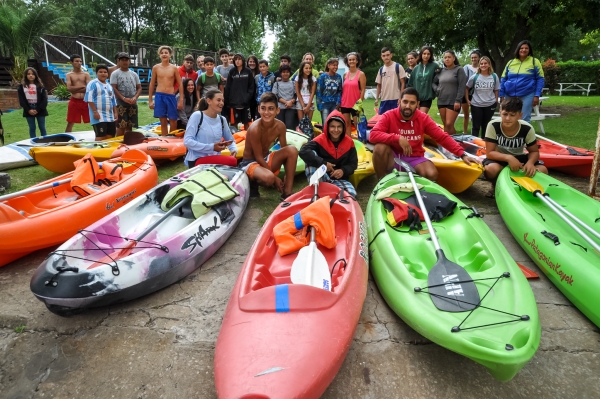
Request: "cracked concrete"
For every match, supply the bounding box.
[1,198,600,398]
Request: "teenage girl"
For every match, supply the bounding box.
[247,55,260,120]
[295,61,317,121]
[17,67,48,138]
[465,56,499,138]
[407,46,439,114]
[433,50,467,135]
[340,52,366,136]
[462,50,481,134]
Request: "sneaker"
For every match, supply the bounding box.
[249,180,260,198]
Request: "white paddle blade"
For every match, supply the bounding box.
[309,165,327,186]
[290,242,332,291]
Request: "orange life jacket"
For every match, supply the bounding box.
[273,196,337,256]
[70,154,123,197]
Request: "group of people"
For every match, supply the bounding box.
[17,40,548,202]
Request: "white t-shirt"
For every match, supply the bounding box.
[25,84,37,103]
[466,73,500,107]
[294,75,314,104]
[375,62,406,101]
[463,64,478,80]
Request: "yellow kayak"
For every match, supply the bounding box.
[221,131,246,159]
[30,139,124,174]
[424,145,483,193]
[349,140,375,188]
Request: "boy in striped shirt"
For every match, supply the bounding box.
[84,64,118,141]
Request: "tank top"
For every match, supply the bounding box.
[341,69,361,108]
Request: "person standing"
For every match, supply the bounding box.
[407,46,438,114]
[461,50,481,134]
[65,54,91,132]
[274,54,292,80]
[84,65,118,141]
[255,59,276,106]
[340,52,366,136]
[465,56,500,138]
[176,78,199,129]
[315,58,343,123]
[18,67,48,138]
[433,50,467,135]
[272,64,297,129]
[196,55,206,74]
[196,56,224,98]
[499,40,545,123]
[110,52,142,136]
[405,51,418,85]
[295,61,317,122]
[148,46,184,136]
[224,53,255,129]
[247,55,260,120]
[176,54,198,92]
[216,49,234,84]
[374,47,406,114]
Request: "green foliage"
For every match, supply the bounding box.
[7,55,27,87]
[554,61,600,92]
[542,59,560,94]
[14,325,26,333]
[52,82,71,100]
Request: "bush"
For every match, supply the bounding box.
[8,56,27,88]
[542,59,560,94]
[52,82,71,100]
[550,60,600,94]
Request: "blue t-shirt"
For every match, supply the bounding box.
[84,79,117,124]
[183,111,237,163]
[316,73,343,110]
[255,72,275,103]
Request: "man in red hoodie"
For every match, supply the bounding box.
[175,54,198,92]
[370,87,479,180]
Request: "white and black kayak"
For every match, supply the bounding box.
[0,131,96,171]
[30,164,249,316]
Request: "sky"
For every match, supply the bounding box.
[263,28,276,59]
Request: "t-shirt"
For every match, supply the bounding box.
[375,62,406,101]
[464,64,478,80]
[484,119,536,156]
[216,64,234,80]
[196,73,223,97]
[272,80,296,109]
[466,74,500,107]
[294,75,314,104]
[84,79,117,124]
[25,84,37,103]
[110,68,141,98]
[255,72,276,103]
[183,111,236,163]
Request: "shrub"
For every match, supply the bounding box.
[7,55,27,88]
[52,82,71,100]
[554,60,600,94]
[542,59,561,94]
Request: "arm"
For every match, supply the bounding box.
[134,74,142,102]
[298,140,325,167]
[183,112,221,152]
[523,142,541,176]
[307,81,316,107]
[148,65,157,108]
[432,73,439,94]
[278,125,288,147]
[425,117,465,157]
[111,83,125,102]
[38,87,48,111]
[340,147,358,179]
[247,128,270,169]
[499,64,508,98]
[246,70,255,105]
[176,94,188,124]
[455,68,467,103]
[368,112,399,147]
[222,116,238,155]
[175,69,184,110]
[375,83,381,106]
[315,76,323,109]
[407,67,415,88]
[359,71,366,101]
[17,86,30,111]
[295,80,304,108]
[465,75,474,105]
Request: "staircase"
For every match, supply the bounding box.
[42,62,97,81]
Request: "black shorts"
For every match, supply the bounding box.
[461,94,472,105]
[116,100,139,130]
[93,122,116,138]
[232,107,252,124]
[419,99,433,108]
[438,103,460,111]
[340,107,358,117]
[483,153,544,167]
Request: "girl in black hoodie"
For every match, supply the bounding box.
[18,67,48,138]
[299,110,358,197]
[224,53,256,129]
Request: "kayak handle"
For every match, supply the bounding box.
[541,230,560,246]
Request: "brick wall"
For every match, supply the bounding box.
[0,88,20,111]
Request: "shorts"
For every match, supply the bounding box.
[438,103,460,111]
[419,99,433,108]
[394,154,430,171]
[295,102,315,111]
[67,97,90,123]
[116,100,139,130]
[340,107,358,117]
[379,100,399,114]
[483,153,544,167]
[239,151,280,180]
[461,94,473,104]
[232,107,252,124]
[154,92,178,120]
[92,122,116,138]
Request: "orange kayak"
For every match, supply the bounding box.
[0,149,158,267]
[110,136,187,160]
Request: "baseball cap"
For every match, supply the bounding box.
[117,52,129,59]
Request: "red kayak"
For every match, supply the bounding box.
[453,134,594,177]
[367,110,381,128]
[214,183,368,399]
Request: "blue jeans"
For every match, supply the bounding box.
[515,92,535,122]
[320,103,337,124]
[26,116,47,138]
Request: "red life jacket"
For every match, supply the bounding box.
[381,197,424,231]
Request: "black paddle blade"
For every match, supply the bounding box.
[427,249,480,312]
[566,147,586,156]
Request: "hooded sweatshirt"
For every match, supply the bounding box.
[432,65,467,105]
[406,62,439,101]
[299,110,358,180]
[224,53,255,108]
[369,108,465,158]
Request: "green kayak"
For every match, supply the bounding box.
[497,168,600,328]
[276,129,308,175]
[366,169,540,382]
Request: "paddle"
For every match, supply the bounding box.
[535,134,589,156]
[511,175,600,253]
[290,165,332,291]
[395,158,480,312]
[517,262,539,279]
[0,179,72,201]
[87,196,193,270]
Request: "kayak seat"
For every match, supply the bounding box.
[251,263,291,291]
[5,196,49,216]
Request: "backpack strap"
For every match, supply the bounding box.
[195,111,204,138]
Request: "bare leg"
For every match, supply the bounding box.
[419,107,430,114]
[441,108,459,135]
[372,143,396,179]
[342,112,352,136]
[307,108,314,120]
[169,118,178,135]
[414,160,438,181]
[462,102,470,133]
[65,122,74,133]
[270,146,299,197]
[297,109,304,123]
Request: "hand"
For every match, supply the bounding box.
[466,99,471,106]
[453,102,461,112]
[399,136,412,156]
[330,169,344,179]
[149,101,154,109]
[326,162,335,173]
[374,99,379,106]
[230,150,237,158]
[28,110,36,115]
[532,96,540,107]
[522,162,537,177]
[304,105,310,113]
[461,155,480,166]
[177,101,183,111]
[273,176,284,193]
[93,111,100,120]
[507,156,522,172]
[213,142,228,152]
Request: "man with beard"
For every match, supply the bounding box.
[370,87,479,180]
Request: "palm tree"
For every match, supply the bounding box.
[0,2,70,84]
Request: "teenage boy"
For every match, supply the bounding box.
[148,46,184,136]
[110,52,142,136]
[370,88,479,180]
[272,64,297,130]
[482,97,548,197]
[240,92,298,199]
[274,54,291,80]
[224,53,255,129]
[196,56,223,98]
[176,54,198,91]
[216,49,234,83]
[375,47,406,114]
[255,60,276,104]
[84,64,118,141]
[196,55,206,73]
[65,54,91,132]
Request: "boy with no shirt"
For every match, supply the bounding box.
[148,46,184,136]
[65,54,91,132]
[240,92,298,199]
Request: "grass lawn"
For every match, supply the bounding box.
[2,96,599,222]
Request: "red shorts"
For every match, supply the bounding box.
[67,97,90,123]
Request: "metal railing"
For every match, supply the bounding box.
[40,37,70,66]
